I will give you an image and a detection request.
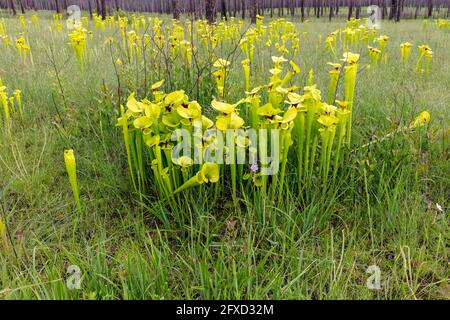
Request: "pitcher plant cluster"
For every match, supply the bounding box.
[110,15,432,211]
[0,13,437,213]
[0,78,23,133]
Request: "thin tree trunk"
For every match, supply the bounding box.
[329,0,333,21]
[191,0,197,19]
[18,0,25,13]
[101,0,106,19]
[348,0,353,20]
[301,0,305,21]
[241,0,245,19]
[250,0,257,23]
[172,0,180,19]
[389,0,397,20]
[205,0,215,24]
[427,0,433,17]
[9,0,17,15]
[355,0,361,18]
[220,0,227,20]
[88,0,93,19]
[414,2,420,19]
[395,0,402,21]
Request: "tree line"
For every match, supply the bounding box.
[1,0,449,22]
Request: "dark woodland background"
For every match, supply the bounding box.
[1,0,449,22]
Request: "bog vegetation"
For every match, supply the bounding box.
[0,6,448,300]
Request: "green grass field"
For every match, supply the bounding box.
[0,11,448,300]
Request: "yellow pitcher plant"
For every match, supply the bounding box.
[64,149,81,211]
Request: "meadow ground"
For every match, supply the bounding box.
[0,12,449,299]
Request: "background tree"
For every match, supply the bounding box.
[220,0,228,20]
[101,0,106,20]
[396,0,403,21]
[250,0,257,23]
[1,0,446,21]
[355,0,361,18]
[172,0,180,19]
[348,0,354,19]
[8,0,16,15]
[54,0,60,14]
[205,0,215,24]
[88,0,93,19]
[328,0,334,21]
[18,0,25,14]
[428,0,434,17]
[389,0,398,20]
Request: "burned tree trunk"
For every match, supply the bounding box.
[348,0,354,20]
[220,0,227,20]
[427,0,433,17]
[329,0,334,21]
[355,0,361,18]
[88,0,93,19]
[205,0,216,24]
[18,0,25,14]
[389,0,397,20]
[191,0,197,19]
[414,2,420,19]
[301,0,305,21]
[172,0,180,19]
[396,0,402,21]
[55,0,60,14]
[101,0,106,19]
[250,0,257,23]
[9,0,17,15]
